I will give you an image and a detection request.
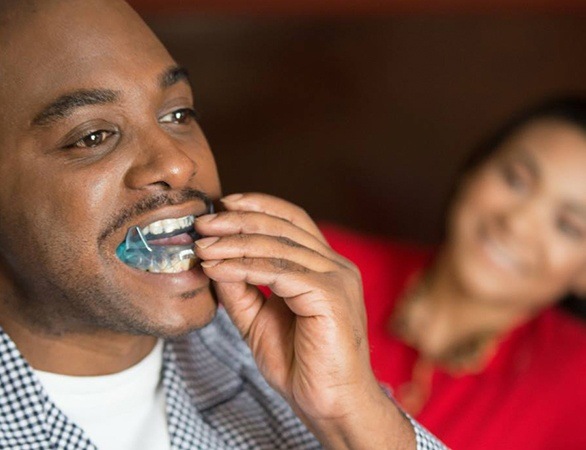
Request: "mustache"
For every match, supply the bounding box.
[98,189,212,244]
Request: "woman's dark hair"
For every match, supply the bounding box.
[461,95,586,177]
[447,95,586,319]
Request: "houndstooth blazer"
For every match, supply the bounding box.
[0,309,446,449]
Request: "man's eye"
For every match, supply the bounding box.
[159,108,197,125]
[68,130,115,149]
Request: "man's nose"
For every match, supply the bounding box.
[124,127,197,190]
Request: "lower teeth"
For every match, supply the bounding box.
[147,251,197,273]
[116,227,198,274]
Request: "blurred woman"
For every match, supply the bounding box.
[322,96,586,450]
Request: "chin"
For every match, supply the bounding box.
[148,290,219,338]
[105,282,219,339]
[138,308,219,339]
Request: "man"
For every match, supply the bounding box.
[0,0,445,448]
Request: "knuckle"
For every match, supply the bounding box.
[322,270,343,289]
[233,233,250,252]
[230,210,249,230]
[235,233,248,242]
[275,235,302,248]
[343,258,362,279]
[240,256,254,266]
[269,258,290,272]
[292,205,310,221]
[330,266,362,294]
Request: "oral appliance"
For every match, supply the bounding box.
[116,200,214,273]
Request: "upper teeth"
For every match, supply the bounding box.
[141,215,195,236]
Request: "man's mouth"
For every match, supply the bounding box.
[116,213,204,274]
[140,215,197,245]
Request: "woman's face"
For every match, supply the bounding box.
[445,119,586,309]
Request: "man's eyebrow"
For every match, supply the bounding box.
[31,67,189,127]
[160,65,191,89]
[32,89,119,127]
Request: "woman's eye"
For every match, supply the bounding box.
[501,164,528,191]
[159,108,197,125]
[68,130,115,149]
[556,217,584,239]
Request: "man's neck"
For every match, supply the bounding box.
[0,315,157,376]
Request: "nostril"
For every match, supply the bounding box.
[124,143,198,190]
[152,180,172,190]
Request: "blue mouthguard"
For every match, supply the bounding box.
[116,201,214,273]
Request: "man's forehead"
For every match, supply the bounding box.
[0,0,165,91]
[0,0,41,43]
[0,0,123,15]
[1,0,147,50]
[0,0,38,19]
[0,0,103,33]
[0,0,176,121]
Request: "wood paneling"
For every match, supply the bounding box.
[147,15,586,242]
[130,0,586,15]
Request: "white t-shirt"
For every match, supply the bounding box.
[34,340,171,450]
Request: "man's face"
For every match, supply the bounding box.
[0,0,222,337]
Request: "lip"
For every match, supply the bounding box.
[112,204,210,284]
[111,200,207,245]
[111,200,211,273]
[116,253,211,291]
[127,201,210,237]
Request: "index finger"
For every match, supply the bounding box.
[220,192,328,246]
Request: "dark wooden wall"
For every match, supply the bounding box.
[146,14,586,244]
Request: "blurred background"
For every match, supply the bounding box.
[130,0,586,245]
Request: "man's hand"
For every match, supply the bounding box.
[194,193,414,449]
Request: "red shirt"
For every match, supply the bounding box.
[322,223,586,450]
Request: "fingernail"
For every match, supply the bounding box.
[221,193,243,203]
[201,260,221,268]
[195,237,220,249]
[196,213,217,223]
